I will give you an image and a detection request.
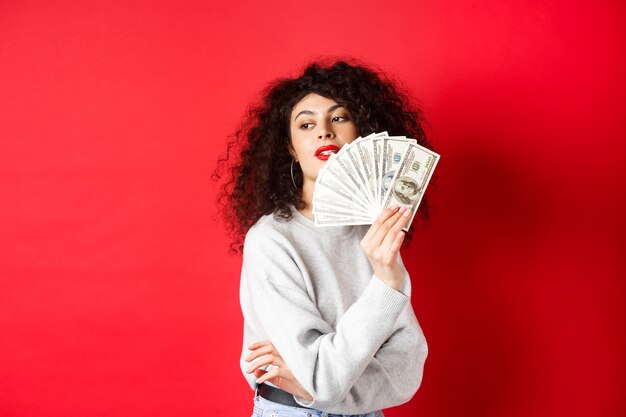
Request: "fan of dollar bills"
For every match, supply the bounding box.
[312,131,440,230]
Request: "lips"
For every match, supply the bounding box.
[314,145,341,160]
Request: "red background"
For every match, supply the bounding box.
[1,1,625,416]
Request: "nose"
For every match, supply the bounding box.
[318,122,335,140]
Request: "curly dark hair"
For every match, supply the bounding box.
[213,59,433,253]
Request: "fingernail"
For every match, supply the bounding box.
[403,207,411,217]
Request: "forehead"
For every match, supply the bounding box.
[291,93,341,115]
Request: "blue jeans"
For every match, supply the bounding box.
[251,387,384,417]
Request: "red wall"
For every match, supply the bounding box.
[1,1,624,416]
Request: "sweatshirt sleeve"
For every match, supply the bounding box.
[242,228,413,413]
[307,301,428,413]
[290,252,428,413]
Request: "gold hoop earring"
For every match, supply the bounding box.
[290,158,299,190]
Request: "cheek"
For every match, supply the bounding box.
[290,138,312,160]
[345,122,359,139]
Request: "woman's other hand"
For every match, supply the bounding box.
[245,340,313,401]
[360,206,410,291]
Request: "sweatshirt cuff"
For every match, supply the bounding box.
[361,274,409,319]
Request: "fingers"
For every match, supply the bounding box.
[247,340,271,351]
[246,352,286,374]
[245,343,275,362]
[245,341,297,389]
[245,341,287,376]
[386,230,406,260]
[255,366,281,384]
[361,206,400,244]
[374,206,409,246]
[255,367,288,390]
[362,206,409,252]
[255,364,313,401]
[379,207,411,253]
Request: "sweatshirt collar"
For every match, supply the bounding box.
[290,206,359,240]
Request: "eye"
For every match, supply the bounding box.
[332,116,349,122]
[300,122,314,130]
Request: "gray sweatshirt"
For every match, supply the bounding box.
[239,207,428,414]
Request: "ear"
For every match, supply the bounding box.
[287,143,298,161]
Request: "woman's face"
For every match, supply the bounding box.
[289,93,359,188]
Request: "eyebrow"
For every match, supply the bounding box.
[294,104,345,121]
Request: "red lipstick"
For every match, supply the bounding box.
[314,145,340,160]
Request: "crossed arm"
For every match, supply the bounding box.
[246,301,427,413]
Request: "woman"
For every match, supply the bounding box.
[215,60,430,416]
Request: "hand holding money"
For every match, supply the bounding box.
[312,131,439,231]
[360,206,412,291]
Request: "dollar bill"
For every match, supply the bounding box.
[315,152,371,211]
[312,131,439,230]
[314,213,372,227]
[379,137,416,207]
[372,137,384,208]
[333,147,375,208]
[381,143,439,231]
[351,136,377,211]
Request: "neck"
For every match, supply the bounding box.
[298,181,315,220]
